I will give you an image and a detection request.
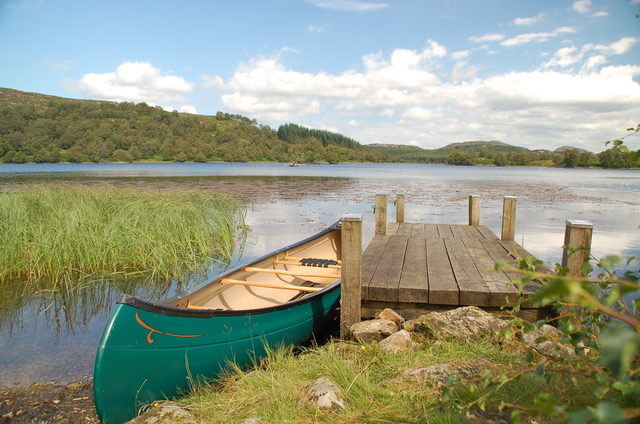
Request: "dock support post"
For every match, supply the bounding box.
[469,195,480,226]
[341,214,362,340]
[501,196,517,241]
[396,194,405,224]
[562,220,594,277]
[375,194,387,235]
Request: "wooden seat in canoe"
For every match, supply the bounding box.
[220,278,322,292]
[244,267,340,279]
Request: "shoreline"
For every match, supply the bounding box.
[0,380,98,423]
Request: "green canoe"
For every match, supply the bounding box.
[94,222,342,423]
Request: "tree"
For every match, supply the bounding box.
[446,151,474,166]
[603,124,640,167]
[598,148,633,168]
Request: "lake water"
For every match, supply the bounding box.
[0,163,638,387]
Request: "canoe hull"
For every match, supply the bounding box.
[94,284,340,423]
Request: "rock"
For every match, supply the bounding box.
[376,308,405,328]
[395,359,491,387]
[307,376,345,410]
[464,409,513,423]
[241,418,269,424]
[379,330,419,354]
[404,306,509,342]
[521,324,574,358]
[351,319,398,343]
[126,404,196,424]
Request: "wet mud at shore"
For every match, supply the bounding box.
[0,381,98,423]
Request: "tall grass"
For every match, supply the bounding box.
[0,184,246,286]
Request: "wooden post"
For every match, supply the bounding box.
[375,193,387,235]
[396,194,405,224]
[340,214,362,340]
[468,195,480,226]
[562,220,594,278]
[501,196,517,241]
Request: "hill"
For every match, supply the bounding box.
[368,140,538,163]
[0,88,392,164]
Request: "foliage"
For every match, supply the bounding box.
[601,125,640,168]
[440,253,640,423]
[0,88,391,164]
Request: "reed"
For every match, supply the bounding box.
[0,184,246,287]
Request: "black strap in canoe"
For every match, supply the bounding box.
[299,258,339,268]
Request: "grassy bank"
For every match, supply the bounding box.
[0,184,246,286]
[178,335,600,423]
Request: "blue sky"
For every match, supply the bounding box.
[1,0,639,152]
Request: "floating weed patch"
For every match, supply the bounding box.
[0,184,246,286]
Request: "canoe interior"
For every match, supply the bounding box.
[171,227,342,311]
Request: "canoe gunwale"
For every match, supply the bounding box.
[118,279,341,318]
[119,219,343,318]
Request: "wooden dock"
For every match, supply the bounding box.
[339,194,595,337]
[360,222,549,320]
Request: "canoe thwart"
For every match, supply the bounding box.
[244,266,341,279]
[220,278,323,292]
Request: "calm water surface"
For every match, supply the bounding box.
[0,163,638,387]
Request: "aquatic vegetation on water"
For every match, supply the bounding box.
[0,183,246,286]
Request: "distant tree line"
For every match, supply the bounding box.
[0,97,392,164]
[444,147,635,168]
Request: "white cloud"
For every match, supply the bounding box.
[544,37,639,68]
[469,33,504,43]
[572,0,592,14]
[501,27,576,46]
[513,13,545,26]
[202,36,640,151]
[69,62,194,109]
[451,61,477,80]
[305,0,389,12]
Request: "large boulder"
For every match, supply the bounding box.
[307,376,345,410]
[521,324,574,358]
[376,308,405,328]
[404,306,509,342]
[351,318,399,343]
[394,359,491,387]
[379,329,420,354]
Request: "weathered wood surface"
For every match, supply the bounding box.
[362,223,546,311]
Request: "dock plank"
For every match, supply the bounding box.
[426,237,459,304]
[444,237,491,306]
[461,238,515,307]
[367,235,409,302]
[398,236,428,303]
[424,224,440,237]
[410,224,426,237]
[437,224,454,238]
[396,223,413,236]
[361,235,389,298]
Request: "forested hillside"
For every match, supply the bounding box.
[0,88,633,167]
[0,88,392,164]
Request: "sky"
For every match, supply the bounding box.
[1,0,639,152]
